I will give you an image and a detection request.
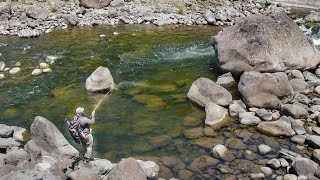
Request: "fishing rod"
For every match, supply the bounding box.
[93,89,112,112]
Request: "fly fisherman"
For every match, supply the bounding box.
[74,107,95,162]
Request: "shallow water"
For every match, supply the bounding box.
[0,24,319,179]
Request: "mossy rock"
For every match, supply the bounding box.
[192,137,224,149]
[4,108,18,117]
[306,22,315,29]
[133,94,167,110]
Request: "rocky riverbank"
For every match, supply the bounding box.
[0,117,161,180]
[0,0,290,38]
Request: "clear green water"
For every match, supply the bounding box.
[1,24,318,179]
[0,25,220,161]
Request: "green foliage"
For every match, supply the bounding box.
[48,5,58,13]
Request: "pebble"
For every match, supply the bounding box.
[258,144,272,155]
[261,166,273,176]
[267,158,281,169]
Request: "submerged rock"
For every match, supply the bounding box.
[238,71,294,108]
[257,116,295,137]
[187,78,232,107]
[280,104,309,119]
[32,69,42,76]
[9,67,21,75]
[212,12,320,75]
[85,66,115,93]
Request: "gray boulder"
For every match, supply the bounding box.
[288,70,304,80]
[212,12,320,75]
[2,170,62,180]
[0,124,13,138]
[187,77,232,107]
[267,158,281,169]
[216,72,235,89]
[204,9,216,24]
[107,158,147,180]
[292,158,318,176]
[17,28,40,38]
[280,104,309,119]
[305,135,320,149]
[79,0,112,8]
[110,0,125,7]
[12,126,26,142]
[312,149,320,164]
[306,12,320,23]
[228,100,247,117]
[238,71,294,108]
[30,116,78,159]
[257,116,295,137]
[4,149,30,165]
[290,78,310,94]
[0,2,11,15]
[293,93,311,105]
[256,108,273,121]
[205,102,228,127]
[85,66,115,93]
[67,158,115,180]
[137,160,160,179]
[0,138,21,149]
[240,116,261,126]
[25,5,49,20]
[63,13,78,26]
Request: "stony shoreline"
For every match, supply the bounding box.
[0,0,290,38]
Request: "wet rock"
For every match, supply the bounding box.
[257,116,295,137]
[256,108,273,121]
[203,127,218,137]
[212,144,228,159]
[216,72,235,88]
[261,166,273,176]
[258,144,272,155]
[32,69,42,76]
[288,70,304,80]
[194,137,223,149]
[0,2,11,15]
[250,173,265,179]
[268,158,281,170]
[86,66,115,93]
[284,174,298,180]
[17,28,40,38]
[291,135,306,145]
[30,116,78,159]
[26,5,49,20]
[290,78,310,94]
[45,56,59,64]
[0,74,3,80]
[305,135,320,149]
[244,150,257,161]
[229,100,247,117]
[183,127,203,139]
[137,160,159,179]
[4,149,30,165]
[292,158,318,176]
[226,138,246,150]
[238,71,294,108]
[0,62,5,71]
[0,124,13,138]
[187,155,219,173]
[241,116,261,125]
[306,12,320,23]
[280,104,309,119]
[212,12,320,75]
[205,102,228,127]
[43,68,52,73]
[107,158,146,180]
[9,67,21,75]
[178,169,193,180]
[187,77,232,107]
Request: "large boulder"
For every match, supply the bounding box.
[85,66,115,93]
[0,2,11,15]
[187,77,232,107]
[29,116,78,159]
[107,158,147,180]
[79,0,112,8]
[212,12,320,75]
[25,5,49,20]
[238,71,294,108]
[257,116,296,137]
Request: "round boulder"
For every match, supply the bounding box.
[85,66,115,93]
